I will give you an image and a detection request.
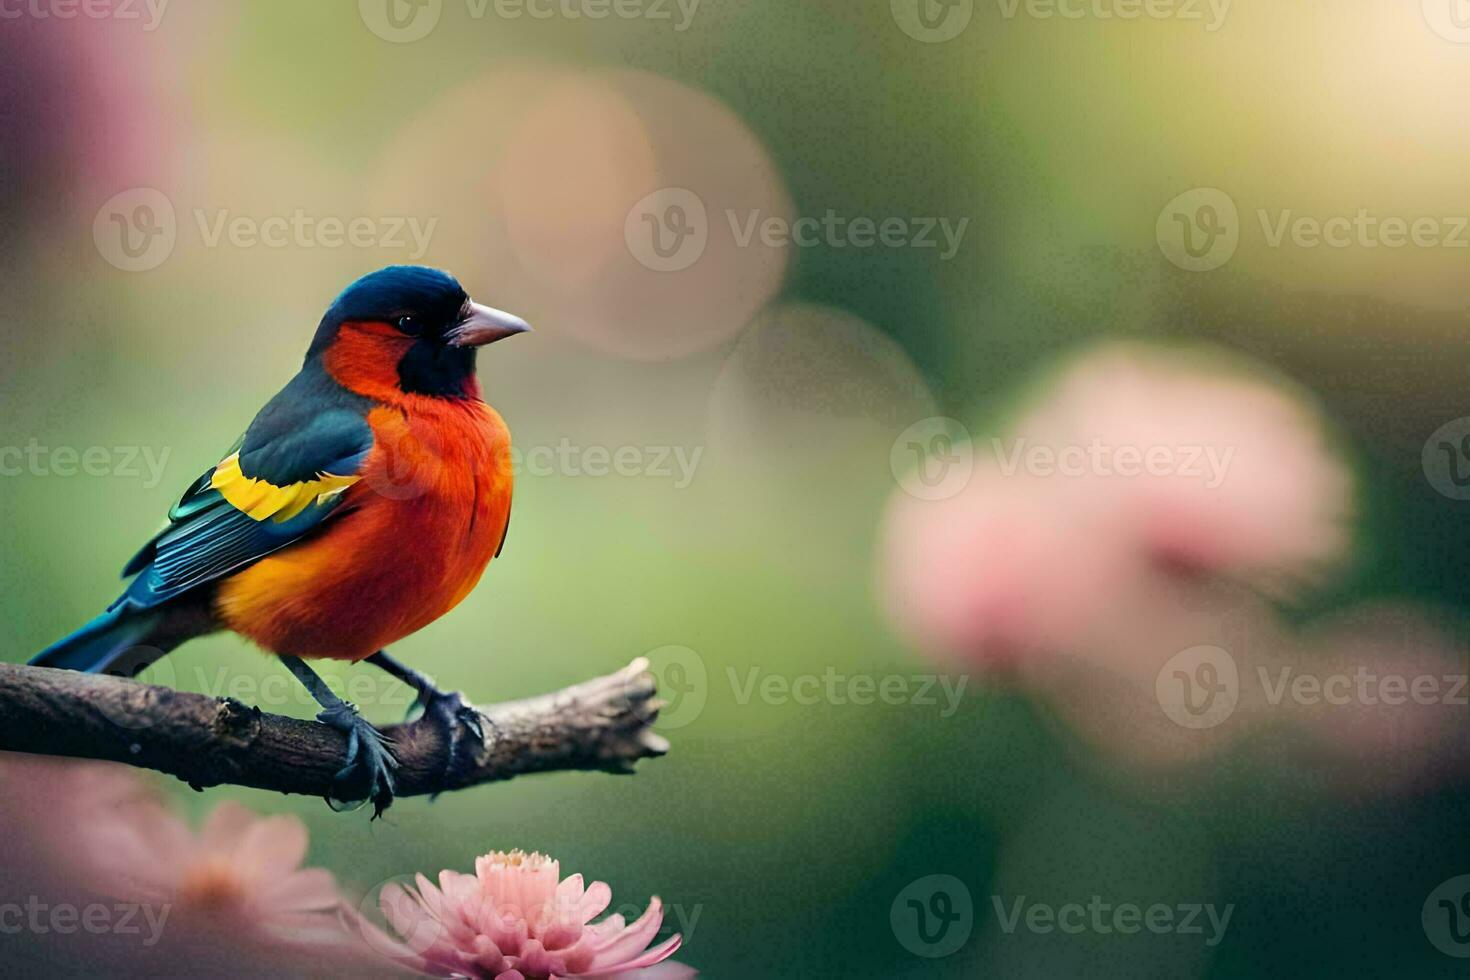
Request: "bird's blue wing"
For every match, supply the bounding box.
[117,369,375,610]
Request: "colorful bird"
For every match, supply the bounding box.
[30,266,529,816]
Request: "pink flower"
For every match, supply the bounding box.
[1285,603,1470,797]
[878,341,1354,677]
[879,462,1142,669]
[81,793,351,945]
[377,849,692,980]
[1010,342,1354,595]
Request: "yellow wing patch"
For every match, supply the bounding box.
[210,453,361,523]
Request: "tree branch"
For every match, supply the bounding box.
[0,660,669,803]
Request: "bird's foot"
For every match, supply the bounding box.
[316,701,398,819]
[422,689,493,790]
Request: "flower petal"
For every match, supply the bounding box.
[585,961,698,980]
[235,813,309,879]
[585,934,683,976]
[262,867,343,913]
[586,898,665,967]
[575,881,612,924]
[200,801,257,852]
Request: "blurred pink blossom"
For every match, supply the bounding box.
[80,792,352,945]
[1011,342,1354,595]
[377,849,691,980]
[879,462,1142,670]
[879,342,1355,674]
[0,758,388,974]
[1284,603,1470,797]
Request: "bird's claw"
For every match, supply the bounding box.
[317,701,398,819]
[423,689,491,790]
[405,684,432,722]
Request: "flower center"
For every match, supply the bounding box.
[487,849,553,872]
[178,860,250,908]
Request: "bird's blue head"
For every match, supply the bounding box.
[308,266,530,399]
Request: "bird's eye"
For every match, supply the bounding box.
[396,315,422,336]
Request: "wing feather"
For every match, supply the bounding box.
[116,367,375,610]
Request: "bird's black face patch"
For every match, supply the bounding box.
[396,341,478,397]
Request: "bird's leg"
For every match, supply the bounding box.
[365,650,491,788]
[365,650,444,720]
[280,655,397,818]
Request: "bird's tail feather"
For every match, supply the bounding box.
[29,606,169,677]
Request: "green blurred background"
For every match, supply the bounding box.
[4,1,1470,976]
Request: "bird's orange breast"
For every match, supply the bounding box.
[214,397,513,661]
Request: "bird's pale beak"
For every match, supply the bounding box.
[445,302,533,347]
